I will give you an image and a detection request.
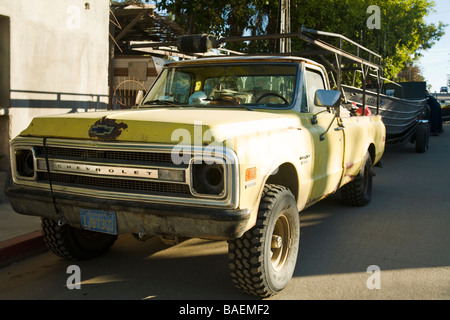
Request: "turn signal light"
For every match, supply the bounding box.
[245,167,257,181]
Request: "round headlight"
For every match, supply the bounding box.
[192,162,224,196]
[15,149,35,178]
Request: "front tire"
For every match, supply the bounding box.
[41,218,117,260]
[228,185,300,297]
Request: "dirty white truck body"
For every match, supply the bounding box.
[8,56,385,297]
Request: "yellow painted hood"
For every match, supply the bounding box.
[20,107,301,145]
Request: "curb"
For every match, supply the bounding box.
[0,231,47,267]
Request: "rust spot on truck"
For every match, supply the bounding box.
[89,117,128,141]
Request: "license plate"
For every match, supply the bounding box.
[80,209,117,235]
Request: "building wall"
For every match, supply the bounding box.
[1,0,110,138]
[0,0,110,199]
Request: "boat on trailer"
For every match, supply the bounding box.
[342,85,428,145]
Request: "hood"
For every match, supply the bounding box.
[20,107,301,145]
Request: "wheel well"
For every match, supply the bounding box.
[265,163,299,202]
[368,143,376,163]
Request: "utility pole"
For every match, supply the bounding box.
[279,0,291,53]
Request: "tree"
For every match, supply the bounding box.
[153,0,446,80]
[288,0,446,79]
[397,63,425,82]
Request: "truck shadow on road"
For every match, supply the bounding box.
[57,235,252,300]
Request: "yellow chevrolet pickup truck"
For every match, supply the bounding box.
[8,55,385,297]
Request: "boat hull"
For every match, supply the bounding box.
[342,85,427,139]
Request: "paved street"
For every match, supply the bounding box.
[0,124,449,300]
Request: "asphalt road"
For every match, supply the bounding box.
[0,125,449,301]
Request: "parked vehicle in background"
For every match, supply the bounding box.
[441,102,450,122]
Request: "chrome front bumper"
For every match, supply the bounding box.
[7,187,250,240]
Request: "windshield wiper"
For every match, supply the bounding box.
[141,99,257,111]
[141,99,180,107]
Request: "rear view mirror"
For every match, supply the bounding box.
[135,90,145,106]
[314,90,341,109]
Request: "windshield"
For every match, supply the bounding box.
[142,63,298,109]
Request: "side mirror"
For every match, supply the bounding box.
[135,90,145,106]
[312,90,343,140]
[314,89,341,109]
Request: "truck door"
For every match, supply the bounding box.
[303,66,344,201]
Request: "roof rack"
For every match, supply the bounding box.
[131,27,383,112]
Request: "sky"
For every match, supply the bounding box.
[419,0,450,92]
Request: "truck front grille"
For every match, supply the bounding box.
[37,172,192,196]
[34,146,176,164]
[11,138,238,207]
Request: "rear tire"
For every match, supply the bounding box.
[415,123,429,153]
[341,152,373,206]
[228,185,300,297]
[41,218,117,260]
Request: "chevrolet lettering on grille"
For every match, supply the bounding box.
[38,160,159,179]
